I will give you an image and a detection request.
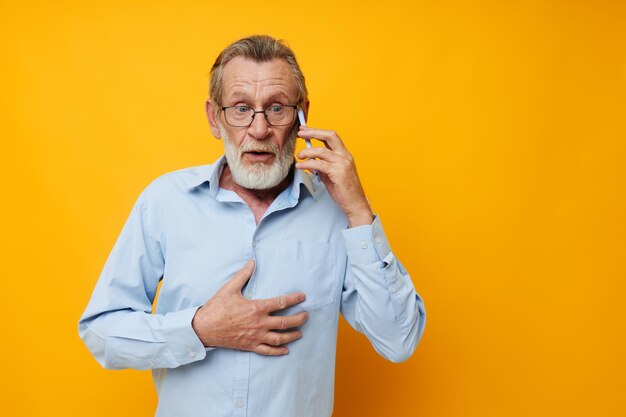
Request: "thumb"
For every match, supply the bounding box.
[224,259,255,293]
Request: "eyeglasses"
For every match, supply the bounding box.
[221,105,298,127]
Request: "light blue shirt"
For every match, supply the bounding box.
[79,156,425,417]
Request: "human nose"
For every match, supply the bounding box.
[248,110,271,140]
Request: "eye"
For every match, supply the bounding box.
[268,105,284,113]
[234,105,250,113]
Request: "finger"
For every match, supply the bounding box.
[265,311,309,330]
[264,330,303,346]
[298,127,348,153]
[257,292,306,313]
[253,344,289,356]
[296,146,341,163]
[223,259,255,293]
[295,159,330,175]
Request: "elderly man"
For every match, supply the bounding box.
[79,35,425,417]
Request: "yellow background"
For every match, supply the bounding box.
[1,0,625,416]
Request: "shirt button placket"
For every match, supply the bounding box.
[232,333,251,416]
[232,214,254,416]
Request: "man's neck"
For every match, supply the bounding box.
[219,164,294,224]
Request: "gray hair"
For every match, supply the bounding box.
[209,35,308,115]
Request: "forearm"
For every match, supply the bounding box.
[341,216,426,363]
[79,306,206,370]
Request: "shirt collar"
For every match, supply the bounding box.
[290,164,317,201]
[185,155,226,197]
[186,155,317,200]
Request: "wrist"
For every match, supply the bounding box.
[346,207,374,228]
[192,307,214,347]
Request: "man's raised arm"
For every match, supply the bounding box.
[296,125,426,362]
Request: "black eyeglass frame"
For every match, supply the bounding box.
[220,104,298,127]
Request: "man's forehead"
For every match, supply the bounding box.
[222,57,296,99]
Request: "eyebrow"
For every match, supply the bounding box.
[227,91,292,104]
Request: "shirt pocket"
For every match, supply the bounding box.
[273,239,337,314]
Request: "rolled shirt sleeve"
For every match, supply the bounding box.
[78,193,206,370]
[340,216,426,363]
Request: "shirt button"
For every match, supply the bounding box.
[188,350,197,358]
[244,291,253,299]
[252,240,257,248]
[375,238,382,246]
[235,399,245,408]
[360,241,368,249]
[390,286,398,294]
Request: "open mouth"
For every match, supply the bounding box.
[243,151,275,161]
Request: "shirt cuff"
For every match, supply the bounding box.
[341,215,392,264]
[163,306,208,363]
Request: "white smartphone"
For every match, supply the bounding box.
[297,108,319,179]
[297,109,312,148]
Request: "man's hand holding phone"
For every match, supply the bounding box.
[295,119,374,228]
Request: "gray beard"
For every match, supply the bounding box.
[220,124,297,190]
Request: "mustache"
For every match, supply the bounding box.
[238,140,279,155]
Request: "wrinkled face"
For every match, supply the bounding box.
[207,57,300,190]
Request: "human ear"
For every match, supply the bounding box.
[205,100,222,139]
[303,100,310,122]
